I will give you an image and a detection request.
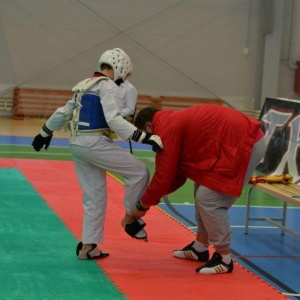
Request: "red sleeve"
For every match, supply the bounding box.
[167,173,187,194]
[141,125,184,206]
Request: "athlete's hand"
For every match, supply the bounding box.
[142,134,163,151]
[131,129,163,151]
[32,134,52,151]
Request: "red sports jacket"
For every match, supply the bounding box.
[140,105,261,206]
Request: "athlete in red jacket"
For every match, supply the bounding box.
[131,105,266,274]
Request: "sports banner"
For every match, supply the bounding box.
[256,97,300,184]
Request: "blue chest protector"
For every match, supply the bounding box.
[78,94,109,130]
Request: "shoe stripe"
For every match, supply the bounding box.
[184,251,194,259]
[214,265,228,273]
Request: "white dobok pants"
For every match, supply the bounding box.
[70,134,149,244]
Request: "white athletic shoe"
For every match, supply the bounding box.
[196,252,233,274]
[173,242,209,261]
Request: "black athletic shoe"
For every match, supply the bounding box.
[173,242,209,261]
[195,252,233,274]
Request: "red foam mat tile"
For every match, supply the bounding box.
[0,158,288,300]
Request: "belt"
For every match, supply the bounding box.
[75,129,117,139]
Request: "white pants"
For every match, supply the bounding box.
[70,134,149,244]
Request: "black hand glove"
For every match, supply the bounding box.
[142,133,163,151]
[131,129,163,151]
[32,134,52,152]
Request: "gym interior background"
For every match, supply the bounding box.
[1,0,300,116]
[1,1,300,299]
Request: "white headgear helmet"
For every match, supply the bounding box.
[98,48,132,81]
[113,48,133,74]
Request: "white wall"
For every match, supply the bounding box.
[0,0,299,113]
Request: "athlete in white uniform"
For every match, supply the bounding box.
[113,48,137,122]
[32,49,163,260]
[119,79,137,120]
[113,48,138,154]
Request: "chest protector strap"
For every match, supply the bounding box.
[70,76,108,133]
